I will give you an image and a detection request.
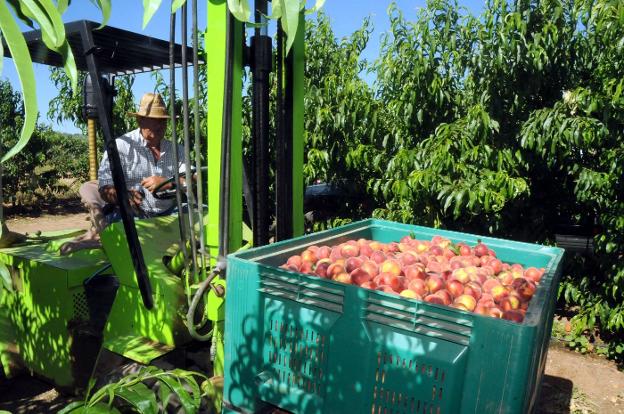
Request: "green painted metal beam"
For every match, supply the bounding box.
[206,0,244,256]
[292,12,305,237]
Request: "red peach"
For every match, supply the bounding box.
[491,285,509,303]
[450,268,470,284]
[280,264,299,272]
[489,259,503,274]
[377,285,397,294]
[502,309,524,323]
[400,290,422,300]
[424,294,446,305]
[404,265,427,281]
[499,296,520,311]
[498,271,514,286]
[453,294,477,312]
[459,244,472,256]
[482,279,502,294]
[489,306,503,318]
[345,257,364,273]
[286,255,303,269]
[370,250,387,265]
[329,247,343,261]
[360,281,377,290]
[300,261,314,274]
[350,268,373,285]
[463,283,482,301]
[360,260,379,278]
[301,249,318,263]
[474,304,490,315]
[380,259,402,277]
[333,272,352,284]
[376,272,403,292]
[436,289,453,306]
[474,242,489,257]
[446,280,464,298]
[317,246,331,260]
[524,267,544,283]
[429,245,444,256]
[326,263,345,278]
[314,259,332,278]
[341,244,360,258]
[512,278,536,302]
[426,275,445,294]
[359,243,374,257]
[406,279,427,296]
[399,253,418,267]
[369,241,383,251]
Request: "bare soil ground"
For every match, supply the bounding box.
[1,212,624,413]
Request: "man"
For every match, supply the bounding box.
[60,93,185,254]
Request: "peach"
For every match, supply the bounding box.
[359,243,373,257]
[446,280,464,298]
[451,303,469,311]
[424,294,445,305]
[317,246,331,260]
[406,279,427,296]
[350,268,372,285]
[398,253,418,267]
[400,290,422,300]
[386,242,400,253]
[502,309,524,323]
[474,242,489,257]
[377,285,397,294]
[400,235,414,244]
[345,257,364,273]
[360,280,377,290]
[341,244,360,258]
[376,272,403,292]
[435,289,452,305]
[450,268,470,284]
[524,267,544,283]
[426,261,445,274]
[414,241,429,253]
[480,255,492,267]
[300,261,314,274]
[429,245,444,256]
[314,259,332,278]
[360,260,379,278]
[326,263,345,278]
[329,247,343,261]
[280,264,299,272]
[286,255,303,269]
[369,241,383,251]
[333,272,352,284]
[489,259,503,274]
[463,283,482,301]
[458,244,472,256]
[370,250,387,264]
[453,294,477,311]
[512,278,536,302]
[491,285,509,302]
[488,306,503,318]
[426,275,445,294]
[499,296,520,311]
[474,304,490,315]
[301,249,318,263]
[380,259,402,277]
[404,265,426,281]
[482,279,501,294]
[498,271,514,286]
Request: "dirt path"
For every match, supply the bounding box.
[3,212,90,235]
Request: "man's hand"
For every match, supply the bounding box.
[128,188,143,210]
[141,176,170,193]
[100,185,143,210]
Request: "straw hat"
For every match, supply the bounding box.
[128,93,169,119]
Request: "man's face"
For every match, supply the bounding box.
[138,117,167,142]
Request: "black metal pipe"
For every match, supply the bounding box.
[79,21,153,309]
[169,3,189,267]
[192,0,207,269]
[275,26,294,241]
[251,0,272,246]
[181,2,199,280]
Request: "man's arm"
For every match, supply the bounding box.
[99,185,143,209]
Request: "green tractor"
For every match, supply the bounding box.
[0,1,304,411]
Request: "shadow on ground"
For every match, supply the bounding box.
[535,374,574,414]
[0,370,76,414]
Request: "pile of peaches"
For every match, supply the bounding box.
[280,235,545,323]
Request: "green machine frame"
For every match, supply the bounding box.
[0,0,306,409]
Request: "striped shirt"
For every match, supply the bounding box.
[98,128,186,214]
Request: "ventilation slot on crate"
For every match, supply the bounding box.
[72,291,89,320]
[370,352,444,414]
[265,319,327,397]
[259,272,344,313]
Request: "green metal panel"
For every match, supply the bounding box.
[206,0,244,255]
[100,216,191,363]
[291,12,305,237]
[0,241,108,389]
[223,219,564,414]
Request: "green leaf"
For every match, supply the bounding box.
[21,0,66,48]
[304,0,326,14]
[227,0,251,22]
[157,375,197,414]
[142,0,162,29]
[6,0,34,27]
[58,39,78,93]
[0,0,38,164]
[115,383,158,414]
[0,262,11,292]
[279,0,300,53]
[57,402,86,414]
[0,30,3,75]
[171,0,186,13]
[57,0,69,13]
[89,0,111,28]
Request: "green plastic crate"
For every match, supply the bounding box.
[223,219,564,414]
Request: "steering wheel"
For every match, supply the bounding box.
[151,166,207,199]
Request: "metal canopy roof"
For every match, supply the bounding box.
[3,20,198,75]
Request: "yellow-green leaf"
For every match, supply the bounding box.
[58,39,77,92]
[142,0,162,29]
[57,0,69,13]
[227,0,251,22]
[21,0,65,48]
[90,0,111,28]
[304,0,325,14]
[279,0,300,53]
[0,30,4,75]
[0,0,38,163]
[171,0,186,13]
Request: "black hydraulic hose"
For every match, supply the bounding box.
[181,2,200,281]
[170,4,190,269]
[192,0,207,270]
[251,0,272,247]
[80,21,153,310]
[218,10,235,260]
